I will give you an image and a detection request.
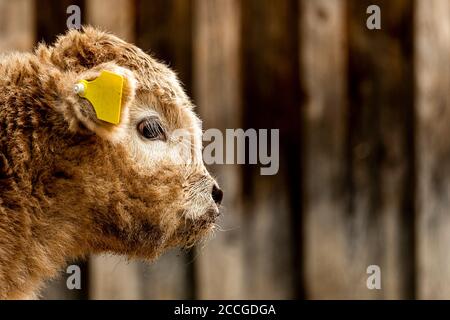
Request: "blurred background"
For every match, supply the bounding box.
[0,0,449,299]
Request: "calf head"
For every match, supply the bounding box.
[33,27,223,260]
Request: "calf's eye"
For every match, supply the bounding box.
[137,117,166,141]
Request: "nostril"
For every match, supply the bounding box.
[211,185,223,205]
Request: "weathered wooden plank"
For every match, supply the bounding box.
[86,0,135,41]
[303,0,416,299]
[193,0,246,299]
[89,255,141,299]
[138,251,191,299]
[347,0,415,299]
[89,251,191,299]
[329,0,414,299]
[137,0,193,94]
[240,0,298,299]
[416,0,450,299]
[40,262,88,300]
[36,0,84,44]
[300,0,350,299]
[0,0,34,52]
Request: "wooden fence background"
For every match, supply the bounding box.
[0,0,448,299]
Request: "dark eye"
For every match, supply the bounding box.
[137,117,166,141]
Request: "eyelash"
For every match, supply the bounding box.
[137,117,166,141]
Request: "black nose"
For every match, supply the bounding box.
[211,185,223,205]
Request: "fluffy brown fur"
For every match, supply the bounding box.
[0,27,221,299]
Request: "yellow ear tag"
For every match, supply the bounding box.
[74,70,124,125]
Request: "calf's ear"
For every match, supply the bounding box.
[60,62,137,141]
